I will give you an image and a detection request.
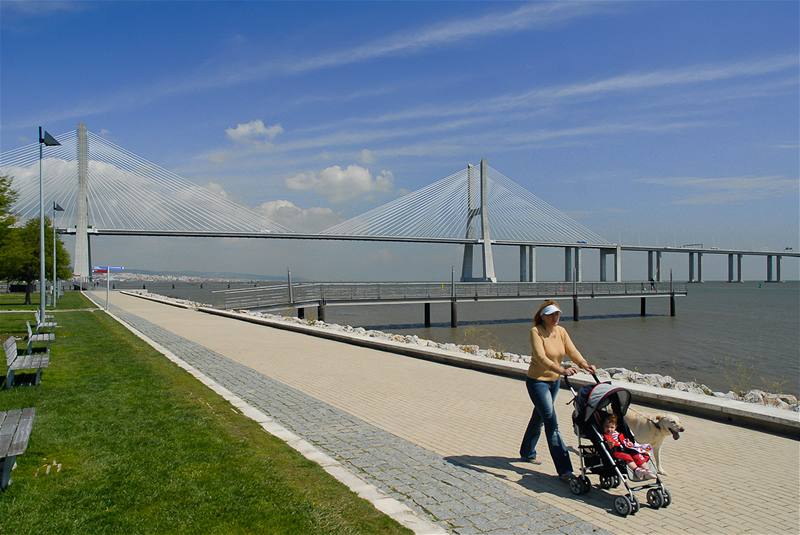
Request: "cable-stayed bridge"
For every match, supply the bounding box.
[1,124,797,285]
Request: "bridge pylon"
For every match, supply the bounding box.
[73,123,90,283]
[460,159,497,282]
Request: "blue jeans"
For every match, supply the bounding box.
[519,377,573,476]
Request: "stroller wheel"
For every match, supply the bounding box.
[599,475,612,489]
[612,474,621,488]
[613,496,632,517]
[647,488,664,509]
[631,495,640,514]
[568,476,584,495]
[579,475,591,494]
[662,487,672,507]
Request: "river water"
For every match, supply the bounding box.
[127,280,799,396]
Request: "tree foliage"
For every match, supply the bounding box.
[0,176,72,303]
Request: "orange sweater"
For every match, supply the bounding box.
[527,324,588,381]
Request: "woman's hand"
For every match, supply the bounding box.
[582,363,597,374]
[562,366,579,376]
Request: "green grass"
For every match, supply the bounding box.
[0,291,89,310]
[0,292,410,534]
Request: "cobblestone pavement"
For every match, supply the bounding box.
[99,292,800,535]
[108,302,607,535]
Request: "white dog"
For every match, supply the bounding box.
[624,409,685,476]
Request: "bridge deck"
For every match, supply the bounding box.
[96,291,799,535]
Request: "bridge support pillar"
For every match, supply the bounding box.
[600,250,608,281]
[767,255,773,282]
[640,297,646,316]
[575,248,582,282]
[564,247,573,282]
[647,251,654,282]
[519,246,527,282]
[528,246,536,282]
[776,256,782,282]
[728,254,734,282]
[689,252,695,282]
[614,246,622,282]
[697,252,704,282]
[479,160,497,282]
[737,254,743,282]
[656,251,662,282]
[424,303,431,327]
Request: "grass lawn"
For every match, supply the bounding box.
[0,290,89,310]
[0,292,410,534]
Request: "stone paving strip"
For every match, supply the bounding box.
[103,300,608,535]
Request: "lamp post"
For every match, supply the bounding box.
[52,201,64,307]
[38,127,60,323]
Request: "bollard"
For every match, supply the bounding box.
[450,300,458,327]
[640,297,646,316]
[424,303,431,327]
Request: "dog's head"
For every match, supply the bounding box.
[655,414,685,440]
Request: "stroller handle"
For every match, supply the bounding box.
[562,370,602,395]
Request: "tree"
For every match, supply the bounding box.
[2,217,72,304]
[0,175,19,279]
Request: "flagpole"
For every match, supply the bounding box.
[39,127,45,322]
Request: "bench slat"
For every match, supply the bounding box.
[7,408,35,457]
[0,410,22,458]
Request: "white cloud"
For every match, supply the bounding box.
[285,164,393,202]
[359,149,375,164]
[258,200,342,232]
[225,120,284,144]
[638,175,799,205]
[98,128,111,137]
[205,181,230,199]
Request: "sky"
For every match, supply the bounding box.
[1,0,798,281]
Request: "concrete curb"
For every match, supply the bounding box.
[98,292,446,535]
[121,291,800,438]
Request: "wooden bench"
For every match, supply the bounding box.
[0,408,36,490]
[26,321,54,353]
[4,337,50,389]
[34,310,57,330]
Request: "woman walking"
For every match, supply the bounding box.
[519,299,596,480]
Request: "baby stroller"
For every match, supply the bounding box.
[563,374,672,517]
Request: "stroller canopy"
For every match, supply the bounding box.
[576,383,632,422]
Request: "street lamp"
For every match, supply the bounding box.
[52,201,64,307]
[39,127,60,323]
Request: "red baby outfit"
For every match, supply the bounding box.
[604,431,651,467]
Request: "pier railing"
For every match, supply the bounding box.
[218,281,686,311]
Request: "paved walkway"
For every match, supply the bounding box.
[96,291,799,535]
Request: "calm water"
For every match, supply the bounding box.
[141,280,799,396]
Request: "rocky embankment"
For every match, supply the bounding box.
[130,290,800,413]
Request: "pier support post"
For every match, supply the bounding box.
[614,246,623,282]
[575,248,582,282]
[728,254,734,282]
[737,254,743,282]
[450,301,458,327]
[600,250,608,282]
[767,255,773,282]
[640,297,646,316]
[572,296,579,322]
[528,246,537,282]
[297,307,304,319]
[424,303,431,327]
[670,270,676,316]
[689,252,695,282]
[318,302,326,322]
[647,251,654,282]
[656,251,662,282]
[564,247,573,282]
[519,246,527,282]
[776,256,782,282]
[697,252,704,282]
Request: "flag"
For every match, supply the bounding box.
[53,202,64,212]
[39,129,61,146]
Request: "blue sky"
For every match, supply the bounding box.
[1,1,798,280]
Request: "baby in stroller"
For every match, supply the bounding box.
[602,413,656,481]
